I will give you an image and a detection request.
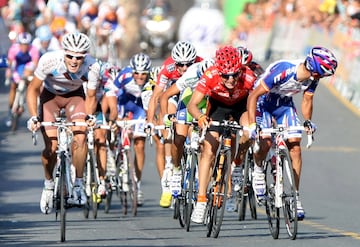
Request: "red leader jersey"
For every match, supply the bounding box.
[196,65,257,106]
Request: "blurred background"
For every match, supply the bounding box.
[0,0,360,110]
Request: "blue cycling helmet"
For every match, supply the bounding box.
[305,46,337,77]
[36,25,53,42]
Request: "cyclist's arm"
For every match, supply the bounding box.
[188,89,205,120]
[103,95,118,122]
[85,88,97,115]
[26,75,43,117]
[247,80,267,125]
[301,92,314,121]
[147,84,163,123]
[159,83,180,121]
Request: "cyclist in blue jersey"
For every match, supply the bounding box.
[247,46,338,220]
[106,53,152,206]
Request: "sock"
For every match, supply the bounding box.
[44,179,54,189]
[197,195,207,203]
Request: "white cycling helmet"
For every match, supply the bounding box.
[199,58,215,74]
[61,32,91,53]
[130,53,152,72]
[17,32,32,44]
[237,46,253,65]
[171,41,197,63]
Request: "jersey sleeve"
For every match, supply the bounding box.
[87,61,101,90]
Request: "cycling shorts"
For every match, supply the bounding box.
[176,87,206,124]
[256,99,302,139]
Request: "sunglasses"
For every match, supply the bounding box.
[221,72,240,79]
[65,54,85,60]
[176,62,193,67]
[134,71,149,76]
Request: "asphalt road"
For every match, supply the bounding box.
[0,77,360,247]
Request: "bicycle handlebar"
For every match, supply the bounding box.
[259,125,313,148]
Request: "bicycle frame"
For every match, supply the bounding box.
[33,115,87,242]
[260,124,313,240]
[205,120,243,238]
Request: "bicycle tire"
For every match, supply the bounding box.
[280,149,298,240]
[176,150,188,227]
[60,152,67,242]
[211,151,231,238]
[264,160,280,239]
[129,162,138,216]
[10,112,19,132]
[205,186,214,238]
[185,151,197,232]
[88,150,99,219]
[238,148,250,221]
[104,180,113,214]
[247,149,257,220]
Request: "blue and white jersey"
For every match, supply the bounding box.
[257,59,319,107]
[112,66,144,106]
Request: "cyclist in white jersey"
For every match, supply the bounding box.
[26,32,101,213]
[159,59,214,196]
[247,46,338,220]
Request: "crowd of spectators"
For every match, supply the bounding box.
[226,0,360,49]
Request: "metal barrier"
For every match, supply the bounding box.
[244,16,360,111]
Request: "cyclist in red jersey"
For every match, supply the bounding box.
[146,41,203,208]
[188,45,257,223]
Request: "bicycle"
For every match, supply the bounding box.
[173,121,204,232]
[259,124,313,240]
[32,109,87,242]
[237,145,257,221]
[83,124,111,219]
[104,119,145,216]
[204,120,243,238]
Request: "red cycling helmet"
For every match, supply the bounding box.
[215,46,241,75]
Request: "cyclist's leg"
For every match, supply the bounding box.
[39,94,61,213]
[66,95,87,204]
[93,108,107,196]
[191,130,219,223]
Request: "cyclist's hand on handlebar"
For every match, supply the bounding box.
[108,119,118,131]
[303,120,316,134]
[248,123,257,140]
[198,114,209,129]
[163,114,176,127]
[27,116,40,132]
[85,114,97,126]
[144,122,155,135]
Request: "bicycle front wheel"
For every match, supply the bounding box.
[211,151,231,238]
[185,151,198,232]
[88,150,99,219]
[238,148,258,221]
[280,149,298,240]
[59,152,67,242]
[264,160,280,239]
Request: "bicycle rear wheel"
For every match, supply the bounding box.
[264,160,280,239]
[280,149,298,240]
[59,152,67,242]
[211,151,231,238]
